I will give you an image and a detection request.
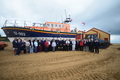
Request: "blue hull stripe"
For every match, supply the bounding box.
[2,27,76,38]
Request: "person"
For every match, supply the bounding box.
[38,39,42,52]
[79,40,84,51]
[15,39,22,56]
[83,39,86,51]
[48,39,51,51]
[76,39,80,51]
[29,39,34,53]
[72,39,76,51]
[44,40,49,52]
[69,39,72,51]
[12,38,18,54]
[51,40,56,52]
[94,39,100,54]
[85,39,89,51]
[88,39,91,52]
[34,39,38,53]
[83,39,89,51]
[59,39,63,50]
[66,39,70,51]
[62,39,66,51]
[89,39,94,52]
[25,40,30,53]
[55,38,59,51]
[21,39,26,54]
[41,38,45,51]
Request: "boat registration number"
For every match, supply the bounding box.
[13,31,26,36]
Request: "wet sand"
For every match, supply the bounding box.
[0,42,120,80]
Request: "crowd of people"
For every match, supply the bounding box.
[12,38,100,56]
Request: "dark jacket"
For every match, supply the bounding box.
[12,40,18,48]
[16,42,22,49]
[94,42,100,47]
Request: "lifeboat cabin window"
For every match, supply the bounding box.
[59,24,61,27]
[55,24,57,27]
[47,23,50,26]
[43,23,47,27]
[43,23,46,27]
[51,24,54,27]
[62,25,64,27]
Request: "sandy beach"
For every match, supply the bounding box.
[0,42,120,80]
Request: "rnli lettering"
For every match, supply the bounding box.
[13,31,26,36]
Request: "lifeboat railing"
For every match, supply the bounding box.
[3,20,46,28]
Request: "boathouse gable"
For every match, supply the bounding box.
[91,28,110,41]
[85,28,110,42]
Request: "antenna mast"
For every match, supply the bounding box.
[64,10,72,23]
[65,10,67,18]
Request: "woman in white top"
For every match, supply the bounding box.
[51,40,56,52]
[34,40,38,53]
[72,39,76,51]
[30,39,34,53]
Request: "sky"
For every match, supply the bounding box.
[0,0,120,42]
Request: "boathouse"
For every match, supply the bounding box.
[76,28,110,42]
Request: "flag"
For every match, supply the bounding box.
[82,22,85,25]
[70,19,72,22]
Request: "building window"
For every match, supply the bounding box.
[85,34,98,39]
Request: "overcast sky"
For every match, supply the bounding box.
[0,0,120,36]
